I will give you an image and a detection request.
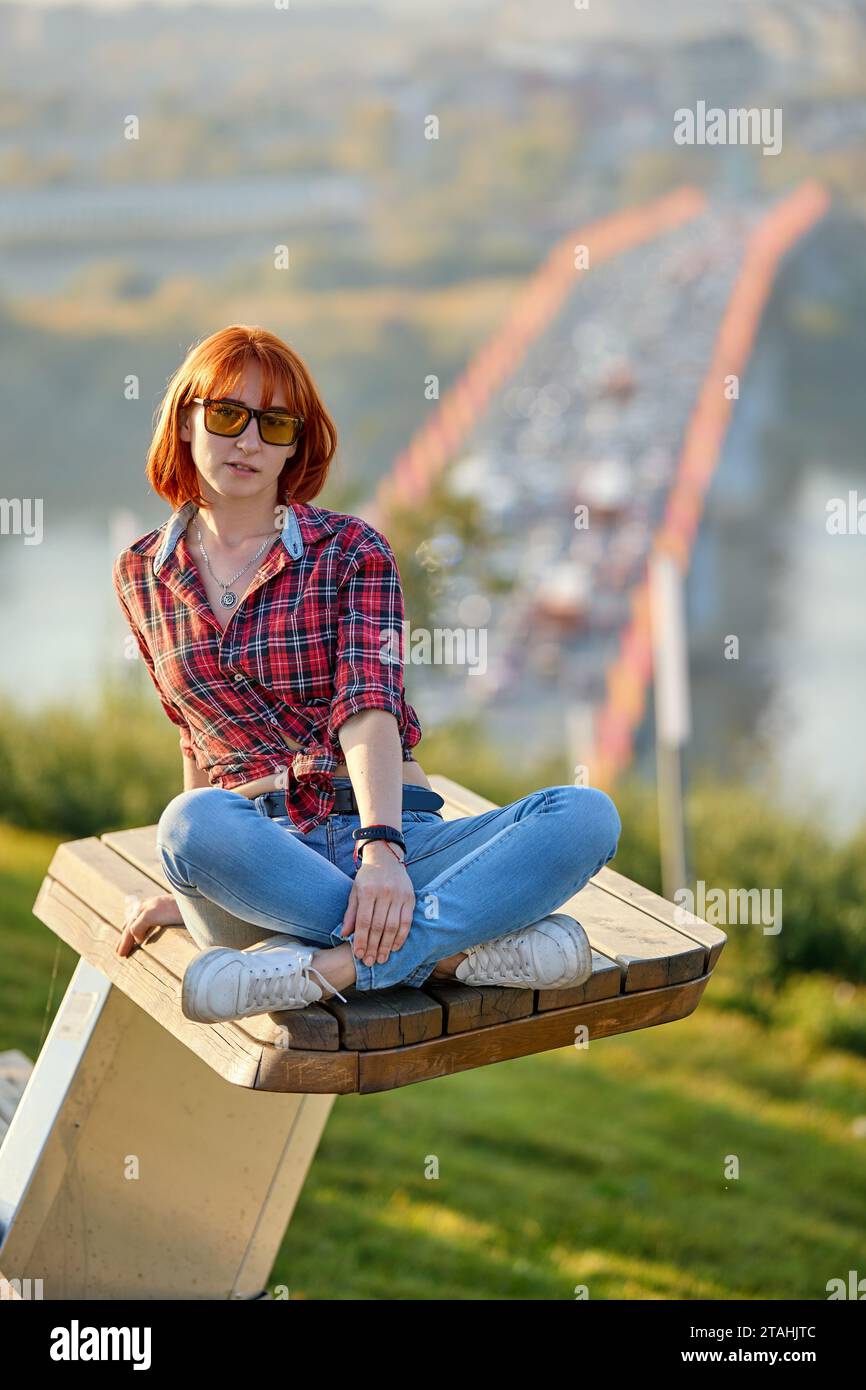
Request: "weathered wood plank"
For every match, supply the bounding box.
[100,824,167,890]
[266,1007,342,1052]
[254,1042,357,1094]
[535,948,622,1011]
[591,865,728,970]
[356,974,712,1094]
[325,984,442,1051]
[559,881,704,990]
[420,980,535,1032]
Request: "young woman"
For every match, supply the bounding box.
[113,324,622,1023]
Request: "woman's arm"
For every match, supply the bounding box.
[182,751,211,791]
[335,709,417,969]
[337,708,404,835]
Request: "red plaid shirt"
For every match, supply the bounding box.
[112,499,422,832]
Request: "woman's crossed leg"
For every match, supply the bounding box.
[156,784,621,994]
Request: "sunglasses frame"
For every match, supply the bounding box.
[191,396,305,447]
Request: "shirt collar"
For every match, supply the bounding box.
[151,499,337,576]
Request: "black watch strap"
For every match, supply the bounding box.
[351,824,407,865]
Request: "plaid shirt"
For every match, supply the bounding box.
[112,499,422,832]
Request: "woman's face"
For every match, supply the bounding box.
[179,360,298,503]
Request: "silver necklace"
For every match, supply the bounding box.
[194,520,275,609]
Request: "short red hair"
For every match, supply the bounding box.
[146,324,338,509]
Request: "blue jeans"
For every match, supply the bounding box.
[156,780,622,992]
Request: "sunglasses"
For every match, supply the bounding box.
[191,396,305,447]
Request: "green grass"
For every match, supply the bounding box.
[4,819,865,1301]
[0,822,78,1059]
[272,964,866,1300]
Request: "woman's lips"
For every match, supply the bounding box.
[225,461,257,473]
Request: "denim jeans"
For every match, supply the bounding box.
[156,779,622,992]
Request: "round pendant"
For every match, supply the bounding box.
[220,590,237,609]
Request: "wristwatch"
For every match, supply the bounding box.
[352,823,407,867]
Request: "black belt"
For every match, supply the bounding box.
[257,779,445,819]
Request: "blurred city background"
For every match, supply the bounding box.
[1,0,865,1300]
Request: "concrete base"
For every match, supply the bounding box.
[0,961,335,1300]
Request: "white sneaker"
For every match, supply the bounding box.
[181,941,348,1023]
[454,913,592,989]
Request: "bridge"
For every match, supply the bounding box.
[362,180,829,788]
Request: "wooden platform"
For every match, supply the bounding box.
[31,776,726,1095]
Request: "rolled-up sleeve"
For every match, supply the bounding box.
[113,561,197,760]
[326,534,419,748]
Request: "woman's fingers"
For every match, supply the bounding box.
[116,902,158,956]
[354,885,391,965]
[339,896,357,940]
[117,900,139,954]
[377,892,415,959]
[369,905,395,964]
[359,905,385,966]
[116,923,137,957]
[392,898,414,950]
[375,901,406,962]
[350,884,375,961]
[366,893,415,965]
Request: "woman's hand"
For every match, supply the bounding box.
[115,893,185,958]
[338,843,415,967]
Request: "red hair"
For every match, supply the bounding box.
[146,325,338,509]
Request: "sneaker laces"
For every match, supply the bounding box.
[467,932,535,984]
[243,953,348,1009]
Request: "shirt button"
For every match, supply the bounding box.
[232,673,245,683]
